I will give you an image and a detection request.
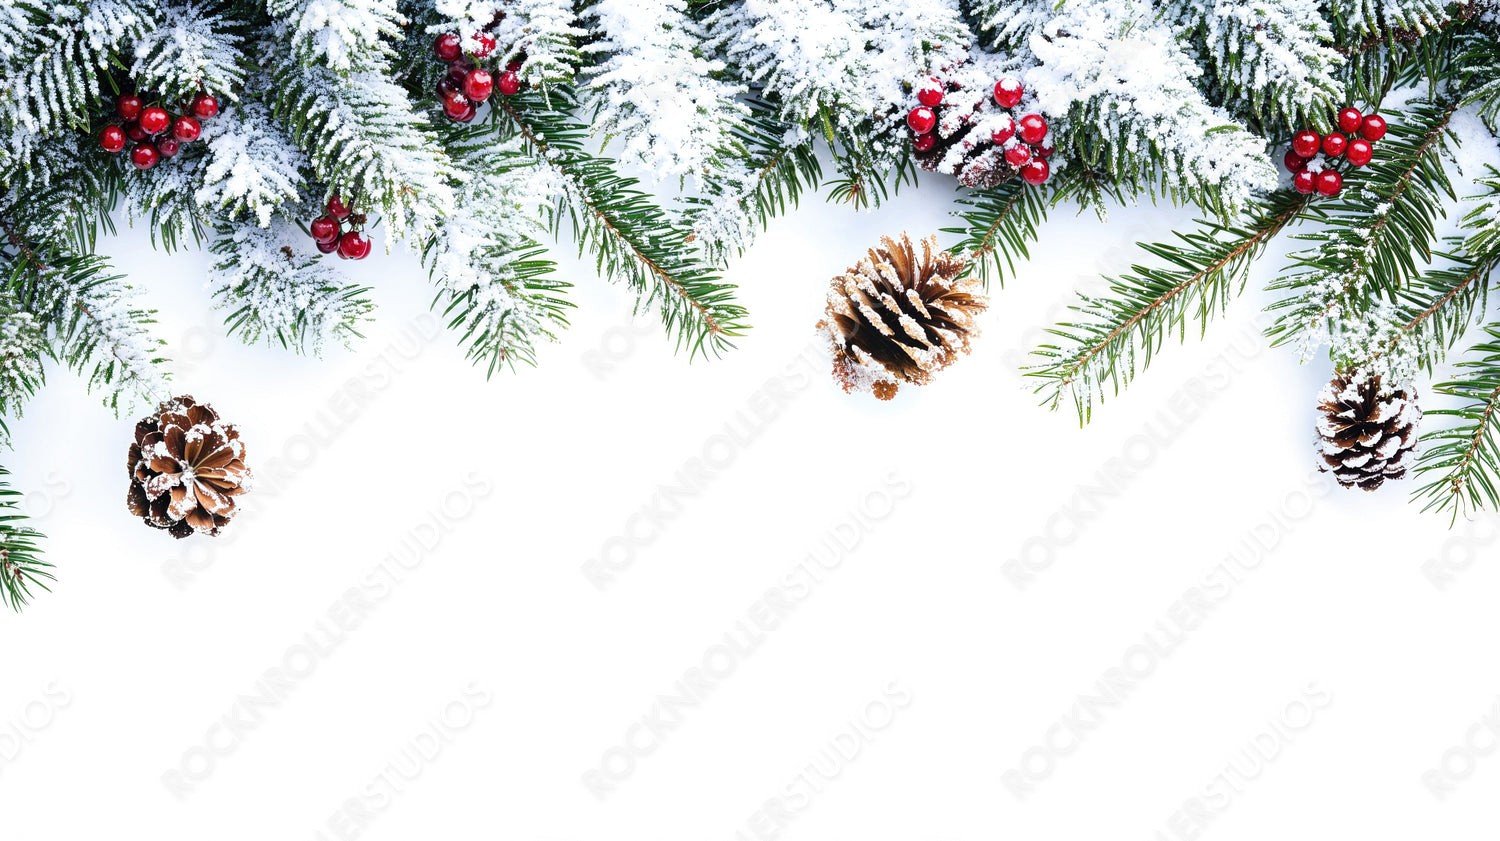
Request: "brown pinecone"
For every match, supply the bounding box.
[1315,372,1421,491]
[816,233,987,400]
[127,395,251,538]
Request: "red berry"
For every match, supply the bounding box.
[993,77,1023,108]
[327,194,352,219]
[1034,143,1054,158]
[1315,169,1342,196]
[1293,169,1315,194]
[463,68,493,102]
[310,216,341,244]
[912,133,936,152]
[172,115,201,142]
[138,107,170,135]
[338,230,371,260]
[116,95,144,122]
[442,89,473,120]
[434,33,462,62]
[990,115,1015,145]
[155,137,181,157]
[130,144,159,170]
[452,99,477,123]
[1020,158,1050,185]
[1017,114,1047,145]
[125,122,148,142]
[1291,130,1321,158]
[191,94,219,120]
[1321,132,1347,157]
[1337,107,1363,134]
[1283,149,1309,172]
[1359,114,1387,142]
[506,60,522,72]
[316,238,339,254]
[99,125,127,153]
[448,61,472,83]
[1003,144,1032,167]
[1345,138,1374,167]
[470,33,497,57]
[917,85,943,108]
[437,76,460,99]
[497,71,521,96]
[906,106,936,135]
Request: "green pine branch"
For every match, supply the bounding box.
[1414,325,1500,521]
[0,465,51,612]
[494,89,748,358]
[680,96,823,266]
[1031,190,1312,423]
[1266,98,1459,354]
[941,177,1051,290]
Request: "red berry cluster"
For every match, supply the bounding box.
[431,28,522,123]
[308,195,371,260]
[907,75,1053,188]
[99,92,219,170]
[1284,107,1388,197]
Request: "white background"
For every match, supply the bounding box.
[2,154,1499,841]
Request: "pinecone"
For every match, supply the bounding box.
[127,395,250,538]
[1315,372,1421,491]
[816,233,987,401]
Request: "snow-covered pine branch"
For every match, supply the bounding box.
[267,0,402,74]
[208,219,373,353]
[0,0,152,178]
[195,98,307,227]
[130,0,246,104]
[424,139,571,371]
[581,0,746,183]
[1163,0,1345,133]
[267,37,456,242]
[1327,0,1454,40]
[30,254,170,413]
[123,140,209,251]
[430,0,582,87]
[0,304,45,441]
[1023,0,1278,214]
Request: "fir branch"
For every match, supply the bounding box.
[679,98,821,265]
[495,90,747,356]
[1033,190,1312,422]
[129,0,247,103]
[208,220,374,354]
[941,176,1050,289]
[2,217,169,411]
[268,0,402,73]
[1163,0,1345,135]
[267,39,456,241]
[1266,99,1459,369]
[0,299,46,441]
[422,138,572,374]
[429,0,583,89]
[1414,325,1500,520]
[195,98,308,227]
[0,465,51,612]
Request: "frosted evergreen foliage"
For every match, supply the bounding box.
[208,221,372,353]
[130,1,246,102]
[0,308,45,431]
[582,0,746,183]
[269,41,456,241]
[195,99,307,227]
[431,0,582,85]
[1164,0,1345,131]
[1023,0,1278,212]
[0,0,151,176]
[268,0,402,72]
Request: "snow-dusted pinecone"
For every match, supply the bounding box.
[816,233,987,401]
[1315,372,1421,491]
[127,395,251,538]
